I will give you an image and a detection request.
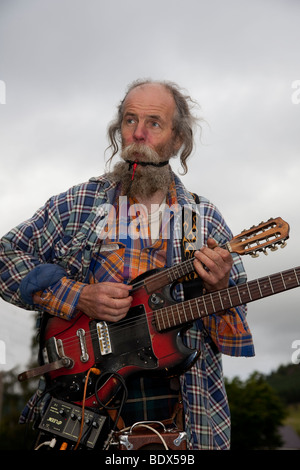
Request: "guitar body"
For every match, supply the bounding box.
[43,273,199,407]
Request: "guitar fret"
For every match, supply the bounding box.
[156,311,162,331]
[182,302,188,322]
[281,273,287,290]
[161,308,167,329]
[210,293,215,311]
[226,288,232,306]
[175,303,181,326]
[161,310,167,330]
[257,280,263,298]
[268,276,274,294]
[170,306,176,327]
[236,287,242,304]
[188,300,195,321]
[218,292,224,310]
[194,298,201,318]
[202,297,208,317]
[246,283,252,301]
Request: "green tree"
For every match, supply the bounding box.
[226,372,286,450]
[0,333,40,450]
[266,364,300,405]
[0,368,38,450]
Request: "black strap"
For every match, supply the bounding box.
[126,159,169,170]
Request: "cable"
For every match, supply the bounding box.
[94,371,128,410]
[73,367,101,450]
[93,371,128,450]
[131,423,169,450]
[119,421,169,450]
[34,437,57,450]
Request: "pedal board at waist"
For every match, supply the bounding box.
[38,397,106,449]
[113,421,187,450]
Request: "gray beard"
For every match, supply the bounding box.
[108,143,174,199]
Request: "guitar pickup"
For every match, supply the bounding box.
[96,321,112,355]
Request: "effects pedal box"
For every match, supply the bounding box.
[38,397,106,449]
[115,423,187,450]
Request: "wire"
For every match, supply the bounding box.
[34,437,57,450]
[131,423,169,450]
[73,367,101,450]
[93,371,128,450]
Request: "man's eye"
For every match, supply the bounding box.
[126,118,135,125]
[149,121,160,128]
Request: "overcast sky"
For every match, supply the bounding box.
[0,0,300,381]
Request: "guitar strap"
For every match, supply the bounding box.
[181,192,204,300]
[180,193,220,359]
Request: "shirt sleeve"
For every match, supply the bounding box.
[33,277,86,320]
[0,192,69,309]
[198,198,255,357]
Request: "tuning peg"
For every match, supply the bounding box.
[280,241,287,248]
[263,249,268,256]
[270,245,278,251]
[251,252,259,258]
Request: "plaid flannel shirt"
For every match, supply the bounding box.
[0,173,254,449]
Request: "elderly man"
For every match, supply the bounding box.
[0,79,254,450]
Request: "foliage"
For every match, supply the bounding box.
[0,368,39,450]
[225,372,287,450]
[284,403,300,436]
[265,363,300,405]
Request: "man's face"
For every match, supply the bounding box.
[121,83,181,161]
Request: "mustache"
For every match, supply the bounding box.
[121,143,161,163]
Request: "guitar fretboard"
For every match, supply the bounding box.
[154,266,300,332]
[132,241,232,293]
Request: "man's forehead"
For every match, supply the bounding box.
[123,83,175,116]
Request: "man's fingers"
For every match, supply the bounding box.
[100,282,132,298]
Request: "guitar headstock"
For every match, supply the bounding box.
[228,217,290,257]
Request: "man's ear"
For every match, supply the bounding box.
[173,133,184,152]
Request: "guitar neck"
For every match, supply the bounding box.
[154,266,300,332]
[134,241,232,293]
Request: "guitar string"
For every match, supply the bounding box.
[51,270,300,353]
[130,257,195,290]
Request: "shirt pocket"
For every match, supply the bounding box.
[96,242,126,283]
[53,234,88,275]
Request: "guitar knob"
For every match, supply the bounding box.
[69,381,80,392]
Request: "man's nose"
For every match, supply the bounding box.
[133,122,147,142]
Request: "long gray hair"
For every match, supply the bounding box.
[106,79,201,175]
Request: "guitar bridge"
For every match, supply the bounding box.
[96,321,112,355]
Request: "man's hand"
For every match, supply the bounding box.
[193,238,233,292]
[77,282,132,322]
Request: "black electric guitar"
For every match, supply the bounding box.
[18,217,290,407]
